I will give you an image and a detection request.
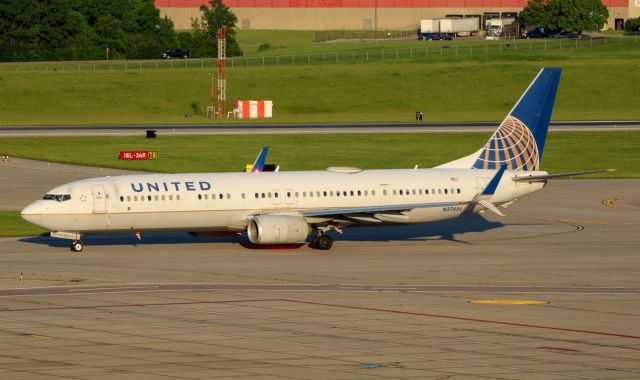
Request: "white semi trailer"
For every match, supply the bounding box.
[440,18,480,35]
[420,18,480,36]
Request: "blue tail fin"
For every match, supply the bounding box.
[472,68,561,171]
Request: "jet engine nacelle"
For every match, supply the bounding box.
[247,215,311,245]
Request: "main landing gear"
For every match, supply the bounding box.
[70,240,84,252]
[311,225,343,250]
[313,234,333,250]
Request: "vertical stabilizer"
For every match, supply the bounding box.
[472,68,561,171]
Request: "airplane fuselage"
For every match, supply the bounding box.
[21,168,545,235]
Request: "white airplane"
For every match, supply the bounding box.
[21,68,610,252]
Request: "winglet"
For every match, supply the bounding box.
[482,165,507,196]
[249,146,269,173]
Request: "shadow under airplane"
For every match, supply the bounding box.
[18,213,517,250]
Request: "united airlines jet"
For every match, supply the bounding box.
[21,68,609,251]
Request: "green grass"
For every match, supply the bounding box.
[1,132,637,178]
[1,47,639,125]
[237,30,317,55]
[0,211,47,237]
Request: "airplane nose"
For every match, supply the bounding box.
[21,202,43,225]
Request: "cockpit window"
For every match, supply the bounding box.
[43,194,71,202]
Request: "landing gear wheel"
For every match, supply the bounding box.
[70,240,83,252]
[315,235,333,250]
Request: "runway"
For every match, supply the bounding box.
[1,120,640,137]
[1,160,639,378]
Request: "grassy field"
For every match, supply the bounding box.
[0,38,639,125]
[1,132,636,177]
[0,211,46,237]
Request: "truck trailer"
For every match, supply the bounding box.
[420,17,480,36]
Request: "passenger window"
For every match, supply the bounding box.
[261,193,266,198]
[330,191,334,196]
[323,191,327,197]
[419,189,423,195]
[303,192,307,197]
[438,189,442,194]
[286,192,291,197]
[255,193,259,198]
[357,190,361,196]
[155,195,159,201]
[425,189,429,195]
[161,195,165,201]
[309,192,313,197]
[393,190,397,195]
[412,189,416,195]
[227,193,231,199]
[169,195,173,200]
[134,196,138,201]
[127,196,131,201]
[177,195,181,201]
[372,190,376,196]
[120,196,124,202]
[295,192,299,197]
[365,190,369,196]
[336,191,340,197]
[147,195,152,201]
[457,188,461,194]
[198,194,202,200]
[274,193,279,198]
[445,189,448,194]
[241,193,245,199]
[399,190,403,195]
[268,193,272,198]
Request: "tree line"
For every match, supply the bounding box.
[0,0,241,62]
[521,0,609,34]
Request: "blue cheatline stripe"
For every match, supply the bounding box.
[482,165,508,196]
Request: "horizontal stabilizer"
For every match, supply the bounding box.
[512,169,615,182]
[478,200,505,217]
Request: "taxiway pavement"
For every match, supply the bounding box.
[1,121,640,137]
[0,160,639,379]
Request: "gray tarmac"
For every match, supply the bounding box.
[1,121,640,137]
[1,159,639,379]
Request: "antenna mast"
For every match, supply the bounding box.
[216,27,227,118]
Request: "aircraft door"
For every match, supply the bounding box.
[475,178,489,193]
[284,189,294,205]
[272,189,281,205]
[91,184,107,214]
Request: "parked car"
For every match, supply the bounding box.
[526,29,548,38]
[551,32,578,39]
[417,32,451,41]
[161,49,190,59]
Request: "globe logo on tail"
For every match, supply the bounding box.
[473,115,539,171]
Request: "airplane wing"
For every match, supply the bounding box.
[512,169,614,182]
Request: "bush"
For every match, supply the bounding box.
[625,18,640,33]
[257,43,271,52]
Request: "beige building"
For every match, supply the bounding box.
[156,0,638,31]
